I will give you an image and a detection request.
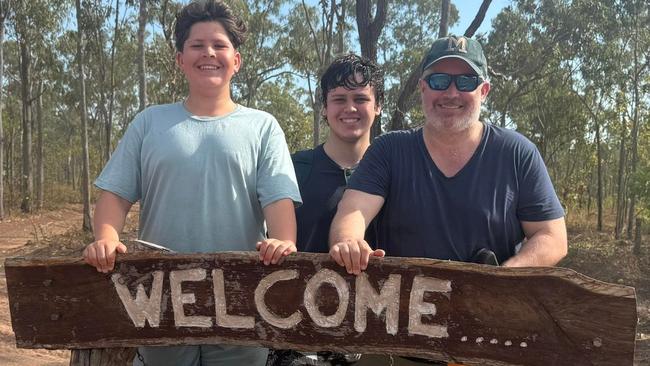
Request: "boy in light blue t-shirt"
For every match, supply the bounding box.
[82,1,301,365]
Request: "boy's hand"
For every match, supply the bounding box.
[83,239,127,273]
[256,239,297,265]
[329,239,385,275]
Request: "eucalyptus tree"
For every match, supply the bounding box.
[147,0,184,104]
[355,0,387,138]
[379,0,456,131]
[82,0,122,165]
[569,0,650,237]
[570,0,630,230]
[620,0,650,239]
[11,0,66,212]
[484,0,603,219]
[75,0,92,231]
[230,0,292,108]
[14,0,31,212]
[137,0,147,111]
[255,79,312,152]
[0,0,12,219]
[1,39,19,208]
[286,0,347,147]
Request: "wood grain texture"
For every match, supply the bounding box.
[6,252,637,366]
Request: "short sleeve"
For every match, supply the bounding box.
[516,145,565,221]
[347,134,392,198]
[256,117,302,208]
[94,112,146,203]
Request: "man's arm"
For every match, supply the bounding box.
[83,190,133,272]
[329,189,385,275]
[257,198,297,265]
[502,217,567,267]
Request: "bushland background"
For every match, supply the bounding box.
[0,0,648,364]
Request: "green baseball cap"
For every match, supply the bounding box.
[422,35,488,80]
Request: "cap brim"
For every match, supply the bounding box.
[422,55,484,78]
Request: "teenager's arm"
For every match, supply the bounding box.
[329,189,385,275]
[502,217,567,267]
[83,190,133,272]
[257,198,297,265]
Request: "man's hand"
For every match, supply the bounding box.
[83,239,128,273]
[329,238,385,275]
[256,239,297,265]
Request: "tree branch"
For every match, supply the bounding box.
[464,0,493,37]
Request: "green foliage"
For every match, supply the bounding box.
[0,0,648,230]
[254,79,312,152]
[379,0,458,129]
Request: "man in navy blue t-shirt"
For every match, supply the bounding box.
[328,35,567,275]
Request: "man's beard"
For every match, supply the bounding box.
[427,103,480,133]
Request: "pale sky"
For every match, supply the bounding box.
[450,0,512,36]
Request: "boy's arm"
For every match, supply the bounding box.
[83,190,133,273]
[329,189,385,275]
[257,198,297,265]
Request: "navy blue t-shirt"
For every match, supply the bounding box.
[348,124,564,263]
[293,145,376,253]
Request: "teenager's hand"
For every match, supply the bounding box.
[256,239,297,265]
[83,239,127,273]
[329,239,385,275]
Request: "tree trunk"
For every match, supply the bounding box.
[614,125,627,239]
[439,0,449,37]
[19,40,32,213]
[8,124,14,209]
[91,0,110,168]
[595,118,603,232]
[356,0,388,139]
[633,218,642,256]
[36,82,44,210]
[463,0,492,38]
[137,0,147,112]
[312,85,322,148]
[0,5,5,220]
[76,0,93,232]
[626,16,642,240]
[336,0,345,54]
[106,0,120,163]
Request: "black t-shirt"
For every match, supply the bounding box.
[348,124,564,263]
[293,144,376,253]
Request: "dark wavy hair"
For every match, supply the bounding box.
[320,54,385,107]
[174,0,247,52]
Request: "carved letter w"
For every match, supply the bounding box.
[112,271,164,328]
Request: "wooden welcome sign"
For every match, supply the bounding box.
[5,252,638,366]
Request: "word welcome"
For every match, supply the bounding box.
[112,268,451,339]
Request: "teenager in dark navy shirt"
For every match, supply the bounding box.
[266,54,384,366]
[293,54,383,254]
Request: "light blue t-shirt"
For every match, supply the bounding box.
[98,103,300,365]
[96,102,301,252]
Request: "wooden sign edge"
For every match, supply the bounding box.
[4,251,637,299]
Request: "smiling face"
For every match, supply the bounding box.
[176,21,241,97]
[419,58,490,133]
[323,77,381,144]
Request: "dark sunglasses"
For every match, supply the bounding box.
[424,73,484,92]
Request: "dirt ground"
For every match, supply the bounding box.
[0,204,83,365]
[0,205,648,365]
